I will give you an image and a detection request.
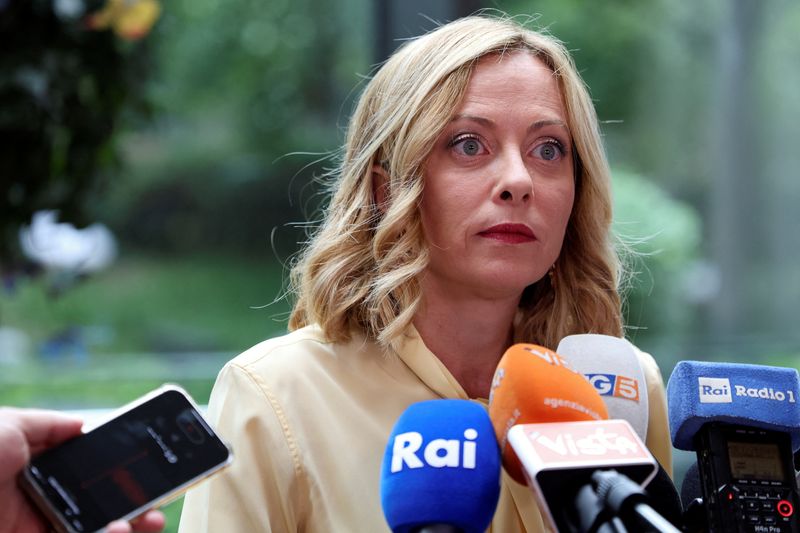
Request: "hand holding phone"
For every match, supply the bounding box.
[0,408,82,533]
[0,408,164,533]
[16,385,233,533]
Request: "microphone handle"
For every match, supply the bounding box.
[592,470,680,533]
[627,503,680,533]
[572,483,630,533]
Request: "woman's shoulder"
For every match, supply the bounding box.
[627,342,665,386]
[224,325,338,376]
[221,324,378,387]
[231,324,331,366]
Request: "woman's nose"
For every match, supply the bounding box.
[497,151,532,204]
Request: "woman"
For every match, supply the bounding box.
[179,15,672,532]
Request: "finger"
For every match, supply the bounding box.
[130,510,166,532]
[105,508,165,533]
[106,520,133,533]
[0,417,31,474]
[0,408,83,455]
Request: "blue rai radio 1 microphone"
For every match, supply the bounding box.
[380,399,501,533]
[667,360,800,533]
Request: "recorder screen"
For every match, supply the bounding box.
[727,440,786,482]
[26,389,230,532]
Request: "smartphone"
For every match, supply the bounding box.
[19,384,233,533]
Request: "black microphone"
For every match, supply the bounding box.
[680,462,708,533]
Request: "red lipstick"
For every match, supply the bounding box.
[478,223,536,244]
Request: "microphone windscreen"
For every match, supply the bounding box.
[557,334,649,441]
[666,361,800,451]
[488,344,608,483]
[380,399,501,533]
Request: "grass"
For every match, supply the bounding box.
[161,498,186,533]
[1,251,292,407]
[1,251,291,407]
[1,251,291,356]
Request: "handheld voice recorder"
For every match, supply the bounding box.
[696,422,800,533]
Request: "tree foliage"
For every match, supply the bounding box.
[0,0,152,271]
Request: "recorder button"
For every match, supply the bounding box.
[777,500,794,518]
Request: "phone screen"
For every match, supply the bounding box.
[24,387,231,533]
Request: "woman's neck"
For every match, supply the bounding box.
[413,286,520,399]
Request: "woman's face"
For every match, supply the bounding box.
[421,51,575,300]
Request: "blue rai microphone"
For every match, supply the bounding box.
[667,360,800,451]
[380,399,501,533]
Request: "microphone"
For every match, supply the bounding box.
[679,462,708,533]
[556,334,649,442]
[380,399,501,533]
[487,343,608,485]
[489,344,677,532]
[667,360,800,451]
[508,418,670,532]
[667,360,800,532]
[558,334,684,526]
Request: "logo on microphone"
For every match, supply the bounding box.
[698,377,798,404]
[390,429,478,473]
[522,346,580,375]
[513,420,653,466]
[584,373,640,402]
[698,377,732,403]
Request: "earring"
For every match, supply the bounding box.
[548,263,557,290]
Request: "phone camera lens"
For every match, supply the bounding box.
[177,411,206,445]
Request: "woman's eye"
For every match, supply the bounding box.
[533,140,565,161]
[450,135,486,156]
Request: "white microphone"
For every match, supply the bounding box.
[557,334,649,442]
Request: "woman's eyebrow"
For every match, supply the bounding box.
[449,115,569,135]
[449,114,495,127]
[527,119,569,134]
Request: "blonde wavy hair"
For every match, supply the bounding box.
[288,14,623,351]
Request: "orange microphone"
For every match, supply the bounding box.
[487,343,608,484]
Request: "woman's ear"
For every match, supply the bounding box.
[372,164,390,213]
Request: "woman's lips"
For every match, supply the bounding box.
[477,223,536,244]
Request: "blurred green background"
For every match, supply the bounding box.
[3,0,800,529]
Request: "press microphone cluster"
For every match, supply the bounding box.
[489,342,679,533]
[379,337,682,533]
[667,361,800,533]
